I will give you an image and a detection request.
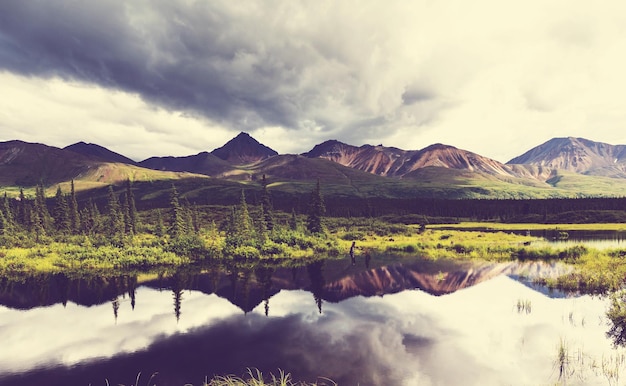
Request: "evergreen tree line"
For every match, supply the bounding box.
[0,180,138,243]
[0,176,329,259]
[288,196,626,221]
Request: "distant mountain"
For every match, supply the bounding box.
[0,140,205,190]
[211,132,278,165]
[303,140,530,181]
[507,137,626,178]
[0,140,96,186]
[139,152,234,177]
[64,142,137,165]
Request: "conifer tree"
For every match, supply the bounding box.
[256,206,268,245]
[155,209,165,237]
[306,179,325,234]
[125,179,138,234]
[2,193,14,234]
[106,186,124,238]
[35,184,53,233]
[17,188,27,227]
[69,180,80,234]
[260,174,274,231]
[225,190,256,249]
[236,190,254,240]
[0,209,6,235]
[30,204,45,241]
[79,207,91,234]
[54,186,71,234]
[120,192,130,235]
[169,185,186,239]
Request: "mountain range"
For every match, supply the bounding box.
[2,133,626,200]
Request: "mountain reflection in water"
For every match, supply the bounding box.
[0,257,614,386]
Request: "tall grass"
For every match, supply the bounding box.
[105,369,334,386]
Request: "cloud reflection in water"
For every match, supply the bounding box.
[0,275,619,385]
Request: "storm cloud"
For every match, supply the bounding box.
[1,1,626,160]
[0,1,443,144]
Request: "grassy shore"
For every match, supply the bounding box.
[2,220,626,294]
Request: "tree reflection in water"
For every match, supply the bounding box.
[607,290,626,347]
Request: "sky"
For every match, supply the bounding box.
[2,1,626,163]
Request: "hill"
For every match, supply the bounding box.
[64,142,138,165]
[139,152,234,177]
[0,140,206,196]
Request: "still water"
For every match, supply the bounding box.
[0,256,623,386]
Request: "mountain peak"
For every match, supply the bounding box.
[507,137,626,176]
[211,132,278,165]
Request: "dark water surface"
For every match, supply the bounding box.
[0,256,621,385]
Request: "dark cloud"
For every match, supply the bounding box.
[0,0,444,146]
[0,1,335,131]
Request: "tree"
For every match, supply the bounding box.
[35,184,53,233]
[155,209,165,237]
[17,188,27,227]
[69,180,80,234]
[260,174,274,231]
[225,190,256,250]
[106,186,124,239]
[53,186,71,234]
[2,193,14,234]
[125,179,138,234]
[306,179,325,234]
[169,185,186,239]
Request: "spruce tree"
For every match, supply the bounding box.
[260,174,274,231]
[54,186,71,234]
[125,179,138,234]
[30,203,45,241]
[169,185,186,239]
[106,186,124,238]
[17,188,27,227]
[0,209,5,235]
[35,184,53,233]
[236,190,254,241]
[155,209,165,237]
[306,179,325,234]
[69,180,80,234]
[2,193,14,234]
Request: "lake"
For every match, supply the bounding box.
[0,256,624,386]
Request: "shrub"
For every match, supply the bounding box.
[231,245,261,259]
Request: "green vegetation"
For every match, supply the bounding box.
[0,181,340,275]
[2,177,626,296]
[109,369,333,386]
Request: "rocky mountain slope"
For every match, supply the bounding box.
[3,133,626,198]
[507,137,626,178]
[303,140,544,183]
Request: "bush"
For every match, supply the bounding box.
[260,240,288,256]
[231,245,261,259]
[166,235,207,257]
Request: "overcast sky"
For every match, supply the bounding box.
[2,0,626,162]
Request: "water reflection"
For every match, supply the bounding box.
[0,257,621,385]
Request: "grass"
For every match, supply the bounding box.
[428,222,626,231]
[107,369,334,386]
